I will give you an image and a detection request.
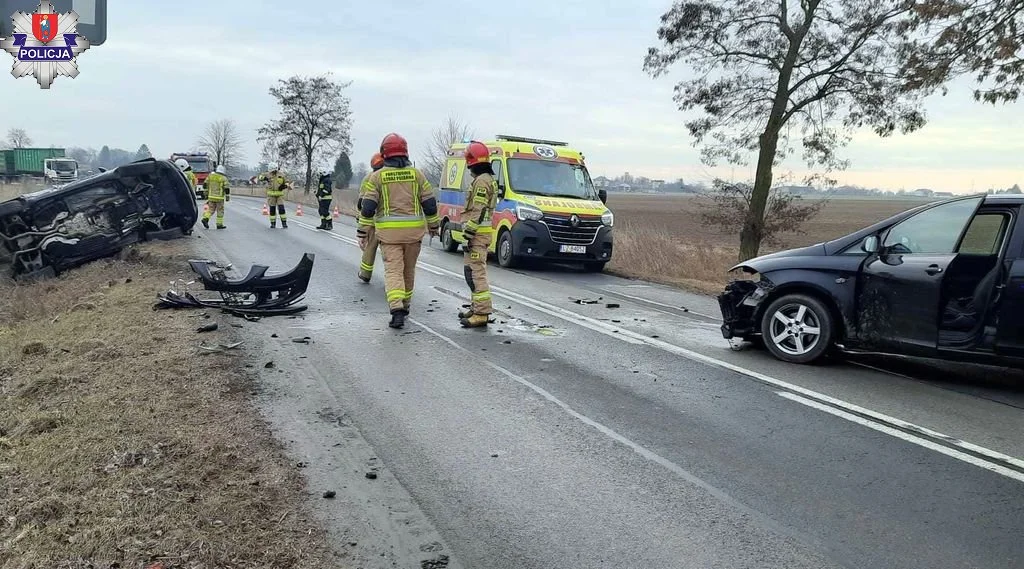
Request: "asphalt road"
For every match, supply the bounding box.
[190,196,1024,569]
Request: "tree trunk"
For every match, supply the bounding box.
[304,153,313,194]
[738,129,781,261]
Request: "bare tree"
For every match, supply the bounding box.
[644,0,927,261]
[902,1,1024,104]
[198,119,245,170]
[257,74,353,192]
[7,128,31,148]
[420,115,474,186]
[701,179,827,248]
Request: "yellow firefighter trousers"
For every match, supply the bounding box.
[464,232,493,314]
[359,226,379,280]
[202,199,225,226]
[379,241,421,312]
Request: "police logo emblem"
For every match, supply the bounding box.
[1,0,92,89]
[533,145,558,160]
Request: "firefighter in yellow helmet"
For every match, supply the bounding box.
[357,152,386,283]
[357,134,440,329]
[175,159,197,196]
[201,164,231,229]
[457,141,498,327]
[262,163,291,228]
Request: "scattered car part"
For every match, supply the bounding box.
[0,158,198,279]
[155,253,315,317]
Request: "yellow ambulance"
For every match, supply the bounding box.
[437,135,613,272]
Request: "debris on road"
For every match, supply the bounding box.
[264,361,275,369]
[570,297,601,305]
[323,490,337,499]
[606,303,621,309]
[365,471,378,480]
[155,253,316,317]
[196,322,218,333]
[198,341,243,354]
[292,336,312,344]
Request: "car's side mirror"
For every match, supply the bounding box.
[862,235,879,254]
[598,189,608,204]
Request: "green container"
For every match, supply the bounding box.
[0,150,10,174]
[9,147,66,175]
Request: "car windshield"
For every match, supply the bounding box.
[507,158,597,200]
[50,160,76,171]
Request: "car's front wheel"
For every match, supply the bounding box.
[760,293,834,364]
[497,230,518,268]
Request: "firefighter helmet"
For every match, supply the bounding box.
[379,133,408,159]
[370,152,384,171]
[174,158,189,171]
[215,165,227,174]
[464,141,491,167]
[268,163,279,172]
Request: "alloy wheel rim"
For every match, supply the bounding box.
[769,303,822,356]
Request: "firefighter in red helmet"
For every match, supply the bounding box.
[357,152,386,282]
[457,141,498,327]
[357,134,441,329]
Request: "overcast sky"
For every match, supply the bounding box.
[2,0,1021,193]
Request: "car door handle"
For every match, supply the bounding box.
[925,264,943,275]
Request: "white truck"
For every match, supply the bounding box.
[44,157,79,185]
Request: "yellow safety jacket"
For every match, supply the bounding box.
[463,172,498,235]
[185,170,197,190]
[205,172,230,201]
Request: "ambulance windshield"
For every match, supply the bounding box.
[507,159,597,200]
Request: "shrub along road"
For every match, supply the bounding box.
[183,196,1024,569]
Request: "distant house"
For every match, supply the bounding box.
[651,179,665,189]
[615,182,632,192]
[593,176,611,188]
[934,191,955,198]
[911,189,934,198]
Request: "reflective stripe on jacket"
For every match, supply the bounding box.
[205,172,230,201]
[463,172,498,234]
[360,167,440,243]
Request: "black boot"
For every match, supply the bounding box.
[326,219,333,230]
[388,309,407,329]
[316,220,326,230]
[281,220,288,228]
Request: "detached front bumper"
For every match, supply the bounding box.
[717,279,771,339]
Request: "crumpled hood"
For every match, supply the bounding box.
[516,194,608,216]
[729,244,828,274]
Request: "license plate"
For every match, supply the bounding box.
[559,245,586,254]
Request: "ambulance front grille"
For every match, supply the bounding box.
[540,213,601,245]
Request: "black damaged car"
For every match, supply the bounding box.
[718,194,1024,368]
[0,158,198,279]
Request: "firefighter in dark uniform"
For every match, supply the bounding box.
[316,171,334,230]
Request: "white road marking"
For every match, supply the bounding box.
[778,392,1024,483]
[277,209,1024,482]
[409,317,812,542]
[599,289,718,320]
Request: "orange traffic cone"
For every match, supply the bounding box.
[332,205,340,219]
[295,203,304,217]
[261,203,269,216]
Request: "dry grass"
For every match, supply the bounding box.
[0,241,337,568]
[0,180,45,202]
[605,193,934,292]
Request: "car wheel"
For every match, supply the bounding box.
[760,293,834,364]
[441,222,459,252]
[583,261,607,273]
[497,230,518,268]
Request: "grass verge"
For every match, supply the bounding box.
[606,218,742,295]
[0,241,336,568]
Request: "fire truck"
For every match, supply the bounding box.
[170,152,212,199]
